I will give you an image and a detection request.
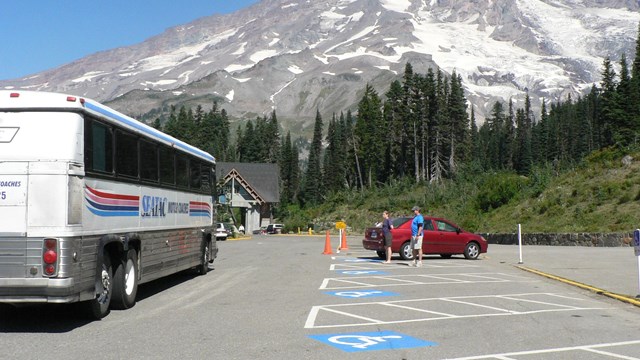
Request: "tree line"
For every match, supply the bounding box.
[157,24,640,211]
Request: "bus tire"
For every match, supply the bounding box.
[82,253,113,319]
[112,249,139,309]
[197,240,210,275]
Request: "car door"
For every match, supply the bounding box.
[421,218,442,254]
[433,219,465,254]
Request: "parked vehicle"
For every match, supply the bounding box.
[0,90,218,320]
[224,222,238,237]
[252,226,267,235]
[266,223,284,234]
[362,216,488,260]
[215,223,228,241]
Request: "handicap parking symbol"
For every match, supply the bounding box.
[324,290,399,298]
[309,331,437,352]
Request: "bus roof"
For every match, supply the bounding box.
[0,90,215,164]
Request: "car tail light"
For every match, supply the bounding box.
[42,238,59,277]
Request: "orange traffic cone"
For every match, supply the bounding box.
[322,231,333,255]
[339,230,349,250]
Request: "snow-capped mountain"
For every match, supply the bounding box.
[2,0,639,127]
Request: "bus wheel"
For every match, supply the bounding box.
[82,253,113,319]
[112,249,139,309]
[197,240,210,275]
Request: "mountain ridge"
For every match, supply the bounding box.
[2,0,639,129]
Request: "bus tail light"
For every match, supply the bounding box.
[42,238,59,277]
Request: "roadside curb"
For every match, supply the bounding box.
[228,236,252,241]
[516,265,640,308]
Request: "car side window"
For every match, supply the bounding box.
[435,220,457,232]
[423,219,434,231]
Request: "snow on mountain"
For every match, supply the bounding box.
[1,0,639,127]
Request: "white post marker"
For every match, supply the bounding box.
[518,224,523,264]
[634,229,640,298]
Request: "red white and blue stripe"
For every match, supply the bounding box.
[85,186,140,217]
[189,201,211,217]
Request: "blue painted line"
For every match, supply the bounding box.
[309,331,437,352]
[324,290,399,298]
[337,270,388,275]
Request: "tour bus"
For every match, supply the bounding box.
[0,90,218,319]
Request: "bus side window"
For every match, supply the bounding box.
[159,147,175,185]
[84,118,113,174]
[140,140,159,182]
[176,155,189,188]
[190,161,202,191]
[115,130,139,178]
[200,164,212,194]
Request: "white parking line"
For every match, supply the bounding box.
[329,261,482,271]
[305,292,610,329]
[319,272,533,290]
[445,340,640,359]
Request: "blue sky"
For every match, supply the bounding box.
[0,0,259,81]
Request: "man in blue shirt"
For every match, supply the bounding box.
[410,206,424,267]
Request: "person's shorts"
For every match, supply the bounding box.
[383,232,392,247]
[410,235,423,250]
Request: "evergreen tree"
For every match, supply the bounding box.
[354,84,384,186]
[384,80,406,178]
[630,23,640,134]
[430,70,449,183]
[616,53,635,144]
[469,106,479,164]
[448,71,469,167]
[302,110,324,205]
[599,56,621,146]
[279,132,299,207]
[264,110,281,163]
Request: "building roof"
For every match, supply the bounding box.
[217,162,280,204]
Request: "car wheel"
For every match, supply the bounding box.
[464,242,480,260]
[376,251,385,259]
[399,242,414,261]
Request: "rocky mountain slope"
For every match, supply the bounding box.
[2,0,639,129]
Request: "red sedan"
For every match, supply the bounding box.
[362,216,488,260]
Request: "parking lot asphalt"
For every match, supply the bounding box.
[485,244,640,306]
[244,234,640,306]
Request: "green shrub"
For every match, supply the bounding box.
[475,173,527,212]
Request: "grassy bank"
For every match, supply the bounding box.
[279,148,640,234]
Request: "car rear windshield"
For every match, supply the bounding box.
[392,217,412,227]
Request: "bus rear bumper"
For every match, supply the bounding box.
[0,277,80,303]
